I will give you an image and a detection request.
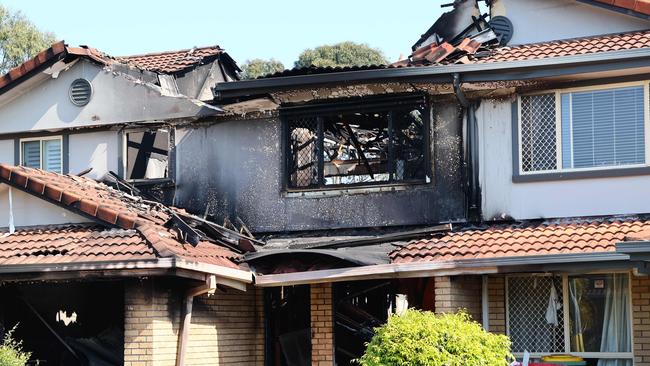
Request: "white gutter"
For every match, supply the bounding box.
[0,257,253,285]
[253,251,629,287]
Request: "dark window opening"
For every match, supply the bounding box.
[265,285,311,366]
[285,97,429,189]
[333,280,397,366]
[0,281,124,366]
[126,128,170,180]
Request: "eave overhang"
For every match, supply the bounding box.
[253,251,630,287]
[0,257,253,285]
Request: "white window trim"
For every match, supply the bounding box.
[19,135,64,174]
[518,81,650,175]
[505,272,635,361]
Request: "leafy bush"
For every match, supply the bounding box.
[357,310,513,366]
[0,327,30,366]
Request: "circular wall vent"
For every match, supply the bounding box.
[69,78,92,106]
[489,16,514,46]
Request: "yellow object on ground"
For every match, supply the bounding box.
[541,355,584,362]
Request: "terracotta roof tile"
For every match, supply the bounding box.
[0,164,240,270]
[475,29,650,64]
[390,216,650,263]
[0,224,154,265]
[117,46,223,74]
[592,0,650,15]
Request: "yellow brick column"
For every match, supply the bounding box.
[487,276,506,335]
[311,283,334,366]
[124,281,155,366]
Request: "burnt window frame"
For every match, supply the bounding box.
[120,125,175,184]
[281,93,431,191]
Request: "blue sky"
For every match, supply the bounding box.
[2,0,444,68]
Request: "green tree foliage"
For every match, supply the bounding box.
[0,5,56,75]
[294,42,388,69]
[0,327,31,366]
[240,58,285,80]
[357,310,514,366]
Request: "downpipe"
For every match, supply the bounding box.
[176,275,217,366]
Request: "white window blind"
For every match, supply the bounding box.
[561,86,645,169]
[21,141,41,169]
[43,139,62,173]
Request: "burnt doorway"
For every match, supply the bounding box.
[0,280,124,366]
[333,280,396,365]
[265,285,311,366]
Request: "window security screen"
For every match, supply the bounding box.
[520,94,557,172]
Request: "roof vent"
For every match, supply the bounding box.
[489,16,514,46]
[69,78,92,106]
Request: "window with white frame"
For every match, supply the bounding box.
[507,273,632,364]
[519,83,647,174]
[20,136,63,173]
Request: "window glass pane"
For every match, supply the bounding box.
[569,274,631,354]
[43,139,62,173]
[322,112,390,186]
[21,141,41,169]
[520,94,557,172]
[392,107,426,181]
[563,86,645,169]
[507,276,565,353]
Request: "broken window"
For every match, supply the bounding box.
[125,128,171,180]
[285,95,429,189]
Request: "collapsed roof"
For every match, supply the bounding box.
[0,41,240,102]
[0,164,255,283]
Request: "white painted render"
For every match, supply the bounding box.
[0,59,217,135]
[477,99,650,221]
[68,130,119,179]
[0,185,88,228]
[0,139,12,164]
[491,0,649,45]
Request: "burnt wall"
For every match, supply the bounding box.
[174,100,465,233]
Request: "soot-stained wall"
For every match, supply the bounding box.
[174,100,465,233]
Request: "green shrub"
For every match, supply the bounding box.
[0,327,30,366]
[357,310,514,366]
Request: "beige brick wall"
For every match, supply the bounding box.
[487,276,506,334]
[124,279,264,366]
[311,283,334,366]
[433,275,483,323]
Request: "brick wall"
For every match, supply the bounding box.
[487,276,506,334]
[633,275,650,366]
[311,283,334,366]
[433,275,483,323]
[124,279,264,366]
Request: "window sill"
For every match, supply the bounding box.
[283,181,430,198]
[512,165,650,183]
